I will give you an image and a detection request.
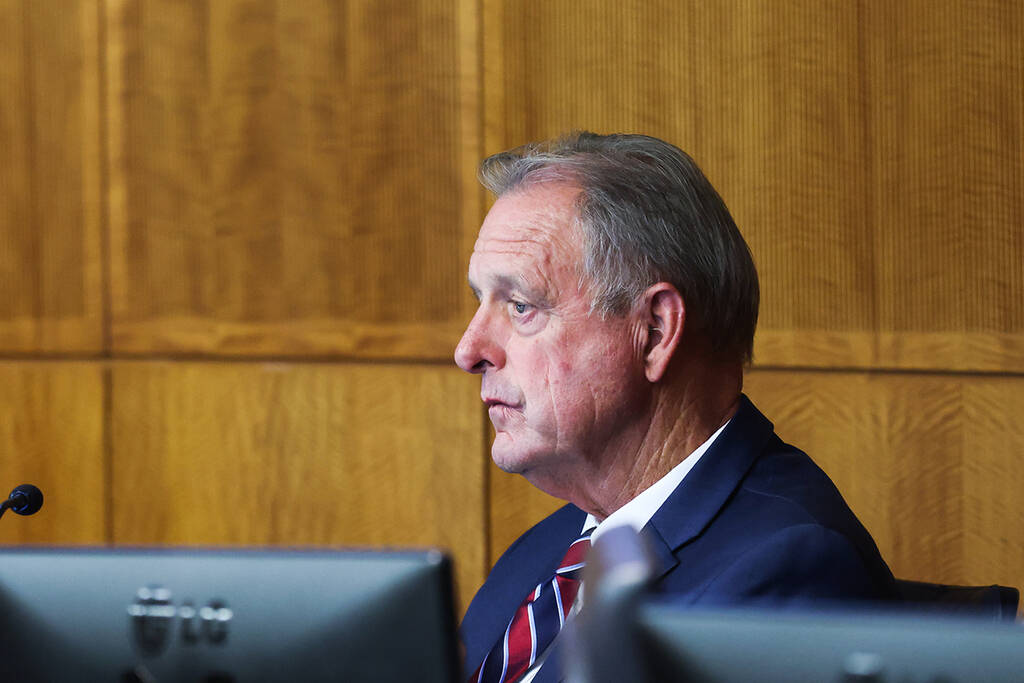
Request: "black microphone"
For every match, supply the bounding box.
[0,484,44,519]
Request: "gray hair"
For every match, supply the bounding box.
[478,131,759,364]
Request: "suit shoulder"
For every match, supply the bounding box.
[723,435,897,599]
[696,523,895,604]
[740,435,853,524]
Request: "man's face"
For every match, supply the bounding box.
[454,183,648,487]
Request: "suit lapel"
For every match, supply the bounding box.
[642,395,775,580]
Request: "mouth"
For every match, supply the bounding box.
[483,398,523,422]
[483,398,520,410]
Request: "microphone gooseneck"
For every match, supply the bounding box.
[0,484,44,520]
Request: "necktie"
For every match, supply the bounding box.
[472,531,593,683]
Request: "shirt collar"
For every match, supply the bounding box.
[583,419,731,543]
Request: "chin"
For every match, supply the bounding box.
[490,449,530,475]
[490,435,545,475]
[491,444,574,502]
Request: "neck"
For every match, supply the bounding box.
[567,356,743,520]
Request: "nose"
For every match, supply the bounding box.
[455,307,505,373]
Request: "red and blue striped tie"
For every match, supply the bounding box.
[472,531,592,683]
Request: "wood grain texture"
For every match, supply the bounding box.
[865,0,1024,365]
[483,0,1024,372]
[110,361,486,611]
[0,0,103,352]
[483,0,699,149]
[105,0,479,359]
[0,362,106,544]
[688,1,874,339]
[962,380,1024,591]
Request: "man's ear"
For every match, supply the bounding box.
[641,283,685,382]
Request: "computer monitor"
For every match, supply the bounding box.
[634,604,1024,682]
[0,547,460,682]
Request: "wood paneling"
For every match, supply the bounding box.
[757,1,1024,372]
[689,2,873,343]
[110,360,486,611]
[962,381,1024,591]
[105,0,480,359]
[482,0,698,149]
[483,0,1024,372]
[0,0,103,352]
[0,362,106,544]
[865,0,1024,370]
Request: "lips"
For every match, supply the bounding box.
[486,403,522,430]
[483,397,522,410]
[482,395,523,429]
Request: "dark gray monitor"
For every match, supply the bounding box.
[634,605,1024,683]
[0,547,460,682]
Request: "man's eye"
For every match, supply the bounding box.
[511,301,529,315]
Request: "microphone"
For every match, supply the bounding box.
[0,484,44,520]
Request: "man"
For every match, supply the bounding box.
[455,132,896,683]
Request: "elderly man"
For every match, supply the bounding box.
[455,132,896,683]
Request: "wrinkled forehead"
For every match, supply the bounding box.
[472,183,583,262]
[467,184,586,299]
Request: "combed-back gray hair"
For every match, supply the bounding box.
[478,131,759,364]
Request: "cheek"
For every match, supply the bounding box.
[543,348,606,423]
[515,327,635,424]
[512,344,576,419]
[572,339,641,406]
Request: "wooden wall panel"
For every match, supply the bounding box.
[762,0,1024,372]
[483,0,1024,373]
[105,0,480,359]
[864,1,1024,372]
[688,2,873,343]
[0,362,106,544]
[110,361,486,611]
[483,0,698,149]
[0,0,103,352]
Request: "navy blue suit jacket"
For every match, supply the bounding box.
[459,395,897,682]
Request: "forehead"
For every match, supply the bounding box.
[469,183,583,289]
